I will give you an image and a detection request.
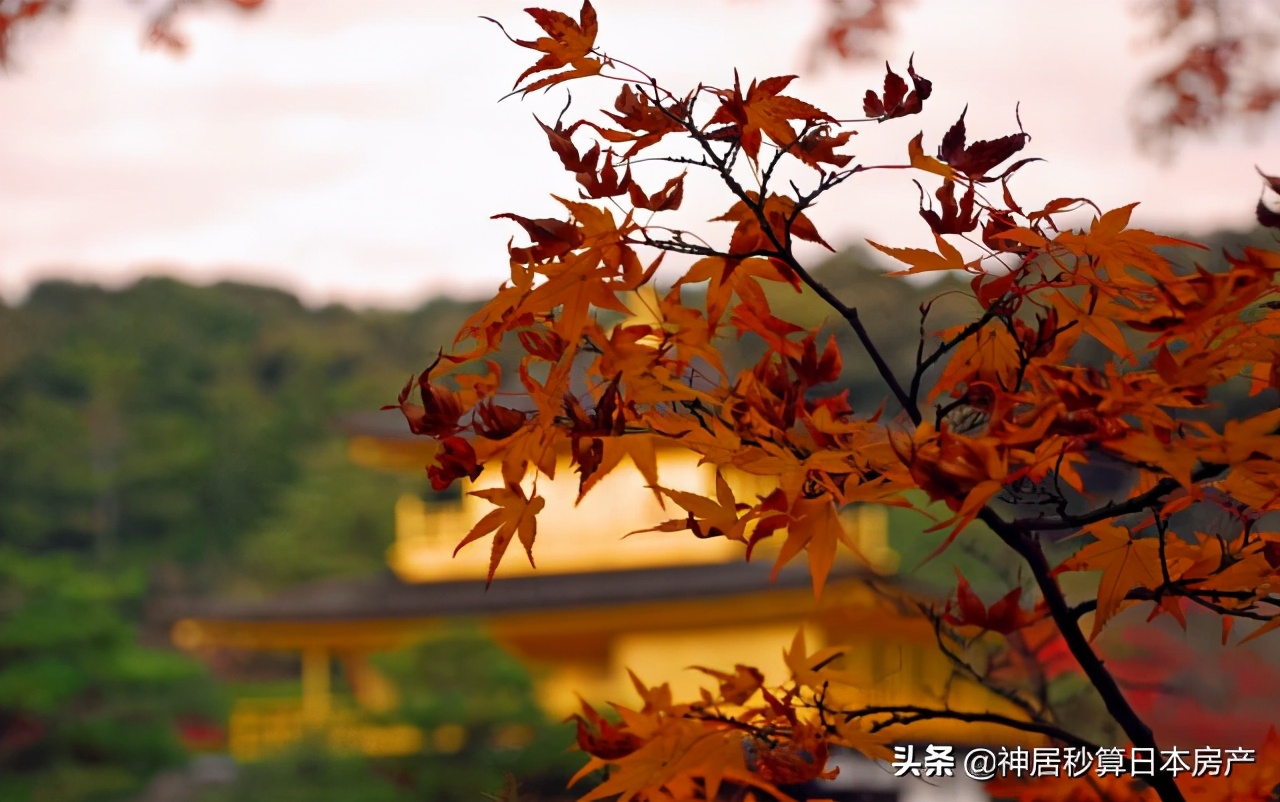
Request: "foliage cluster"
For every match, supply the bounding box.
[388,4,1280,801]
[0,549,222,802]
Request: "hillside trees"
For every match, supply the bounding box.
[0,281,485,800]
[391,3,1280,800]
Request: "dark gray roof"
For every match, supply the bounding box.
[337,409,419,441]
[160,561,891,623]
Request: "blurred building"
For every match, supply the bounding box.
[164,411,1030,781]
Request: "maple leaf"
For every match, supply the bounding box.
[691,664,764,705]
[678,254,801,325]
[936,106,1036,181]
[536,116,634,199]
[867,231,966,274]
[747,723,835,786]
[427,435,482,491]
[571,699,643,760]
[491,212,583,264]
[708,72,835,161]
[630,471,760,542]
[943,570,1042,634]
[713,191,832,257]
[384,357,468,438]
[918,178,978,235]
[862,57,931,120]
[1054,203,1205,288]
[586,84,687,158]
[793,125,856,171]
[574,715,772,802]
[627,171,685,212]
[1062,523,1183,639]
[769,495,856,598]
[473,401,527,441]
[563,375,630,490]
[782,629,862,689]
[906,131,956,178]
[453,483,546,586]
[487,1,602,95]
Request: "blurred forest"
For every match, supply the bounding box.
[1,227,1276,800]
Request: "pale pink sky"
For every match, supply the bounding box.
[0,0,1274,308]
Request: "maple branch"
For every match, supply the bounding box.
[1070,583,1280,621]
[647,95,922,425]
[774,247,921,425]
[839,704,1099,751]
[1008,463,1226,532]
[911,306,998,407]
[928,614,1046,722]
[977,506,1188,802]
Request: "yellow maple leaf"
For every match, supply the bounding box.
[1064,523,1185,639]
[453,483,546,586]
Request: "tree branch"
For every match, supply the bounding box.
[1009,463,1225,532]
[840,704,1099,751]
[977,506,1187,802]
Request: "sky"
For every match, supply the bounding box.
[0,0,1275,308]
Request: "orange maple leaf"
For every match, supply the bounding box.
[713,192,832,256]
[1062,523,1183,639]
[453,483,546,586]
[867,231,966,274]
[708,72,836,162]
[630,471,778,544]
[690,664,765,705]
[769,495,855,598]
[486,1,602,95]
[571,698,643,760]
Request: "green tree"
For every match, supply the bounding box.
[0,549,223,802]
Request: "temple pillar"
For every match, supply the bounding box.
[302,646,331,724]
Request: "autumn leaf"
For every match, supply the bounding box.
[713,191,833,257]
[708,72,835,161]
[1063,523,1182,639]
[487,1,602,95]
[747,723,835,786]
[936,106,1036,181]
[907,131,955,178]
[384,356,470,438]
[453,483,546,586]
[491,212,583,264]
[867,231,966,274]
[629,470,759,542]
[690,664,764,705]
[586,84,686,157]
[571,699,643,760]
[427,435,482,491]
[862,57,931,120]
[918,178,978,235]
[943,570,1043,634]
[769,495,856,598]
[628,171,685,211]
[793,125,855,171]
[1054,203,1206,286]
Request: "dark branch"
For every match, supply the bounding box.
[841,704,1099,751]
[1009,463,1226,532]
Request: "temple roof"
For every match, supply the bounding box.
[337,409,418,442]
[160,560,896,624]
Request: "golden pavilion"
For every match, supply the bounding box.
[167,409,1028,761]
